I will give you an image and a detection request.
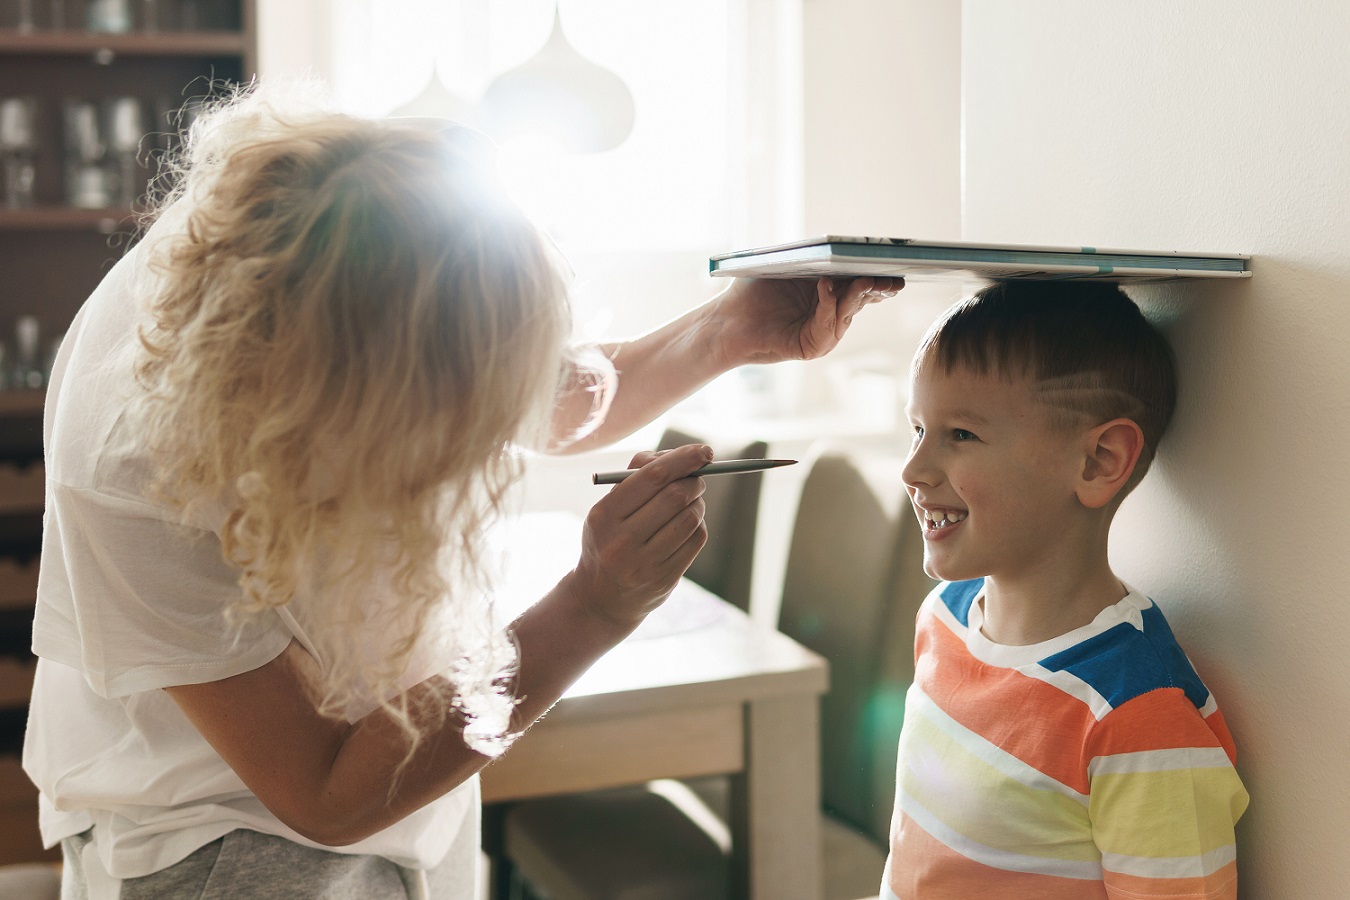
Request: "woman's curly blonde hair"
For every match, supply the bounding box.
[135,82,601,756]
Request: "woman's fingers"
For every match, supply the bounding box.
[577,443,711,618]
[829,276,905,338]
[600,444,711,523]
[652,493,707,568]
[662,515,707,578]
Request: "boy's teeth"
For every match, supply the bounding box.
[924,509,967,527]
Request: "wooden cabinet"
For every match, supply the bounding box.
[0,0,255,864]
[0,400,47,864]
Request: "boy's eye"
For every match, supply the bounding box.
[953,429,977,442]
[912,426,924,441]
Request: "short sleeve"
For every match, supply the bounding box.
[32,482,292,698]
[1087,687,1249,899]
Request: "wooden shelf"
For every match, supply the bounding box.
[0,658,35,709]
[0,28,246,58]
[0,464,43,516]
[0,757,31,807]
[0,2,255,869]
[0,560,38,611]
[0,207,137,233]
[0,393,45,418]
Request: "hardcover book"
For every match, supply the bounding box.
[709,236,1250,282]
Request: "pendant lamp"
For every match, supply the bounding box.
[475,4,635,153]
[389,71,475,122]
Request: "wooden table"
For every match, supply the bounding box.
[480,514,830,900]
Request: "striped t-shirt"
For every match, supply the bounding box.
[884,578,1249,899]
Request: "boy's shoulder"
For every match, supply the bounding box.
[1040,593,1212,713]
[925,578,1212,714]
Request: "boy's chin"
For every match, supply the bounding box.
[922,556,981,584]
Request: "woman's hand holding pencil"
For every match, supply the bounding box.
[570,444,712,630]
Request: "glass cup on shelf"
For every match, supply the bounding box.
[11,316,43,391]
[138,0,168,31]
[86,0,132,33]
[106,96,145,208]
[63,99,111,209]
[178,0,200,30]
[3,0,69,30]
[0,97,37,209]
[12,0,36,32]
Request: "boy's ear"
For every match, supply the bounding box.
[1076,418,1145,509]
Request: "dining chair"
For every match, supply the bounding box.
[656,427,768,613]
[500,444,932,900]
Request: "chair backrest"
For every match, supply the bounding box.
[862,483,935,844]
[776,445,933,846]
[657,427,767,612]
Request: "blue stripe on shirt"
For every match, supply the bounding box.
[937,578,983,627]
[1040,602,1211,711]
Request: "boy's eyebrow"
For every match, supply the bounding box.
[948,408,990,426]
[904,406,991,427]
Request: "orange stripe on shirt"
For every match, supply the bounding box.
[918,611,1101,792]
[1103,859,1238,899]
[1082,688,1238,763]
[888,811,1109,900]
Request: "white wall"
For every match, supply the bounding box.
[962,2,1350,896]
[802,0,966,362]
[802,0,961,243]
[256,0,331,83]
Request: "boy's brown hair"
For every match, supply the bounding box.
[914,280,1178,489]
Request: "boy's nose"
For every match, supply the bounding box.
[901,442,936,488]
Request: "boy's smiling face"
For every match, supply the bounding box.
[902,358,1087,586]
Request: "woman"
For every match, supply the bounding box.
[23,83,899,898]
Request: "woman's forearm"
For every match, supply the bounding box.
[317,576,633,843]
[547,274,892,454]
[168,574,637,847]
[552,300,732,453]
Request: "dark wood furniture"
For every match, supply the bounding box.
[0,0,255,864]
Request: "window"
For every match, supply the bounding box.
[327,0,746,255]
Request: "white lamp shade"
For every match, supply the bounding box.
[476,11,635,153]
[389,72,476,122]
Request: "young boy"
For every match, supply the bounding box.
[883,281,1249,899]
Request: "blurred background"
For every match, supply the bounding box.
[3,2,1348,896]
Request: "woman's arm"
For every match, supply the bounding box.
[551,275,901,452]
[165,444,713,846]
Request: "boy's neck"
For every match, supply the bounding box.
[979,561,1126,647]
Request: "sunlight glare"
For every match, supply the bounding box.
[497,134,571,238]
[334,0,734,253]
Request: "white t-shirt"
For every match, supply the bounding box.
[22,224,479,895]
